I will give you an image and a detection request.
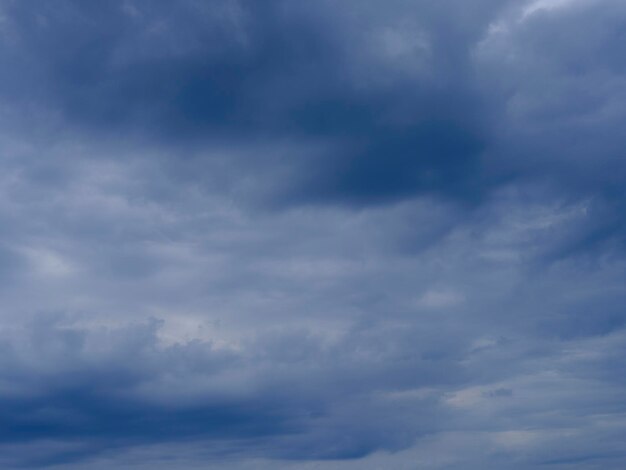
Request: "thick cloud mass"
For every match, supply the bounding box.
[1,0,626,468]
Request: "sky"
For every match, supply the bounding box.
[0,0,626,468]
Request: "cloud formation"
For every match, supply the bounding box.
[0,0,626,468]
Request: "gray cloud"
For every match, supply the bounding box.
[0,0,625,468]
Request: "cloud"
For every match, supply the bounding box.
[0,0,515,205]
[0,0,625,468]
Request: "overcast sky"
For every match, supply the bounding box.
[1,0,626,468]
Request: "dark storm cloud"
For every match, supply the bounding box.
[1,0,623,211]
[0,317,452,467]
[0,0,516,205]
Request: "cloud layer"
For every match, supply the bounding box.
[1,0,626,468]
